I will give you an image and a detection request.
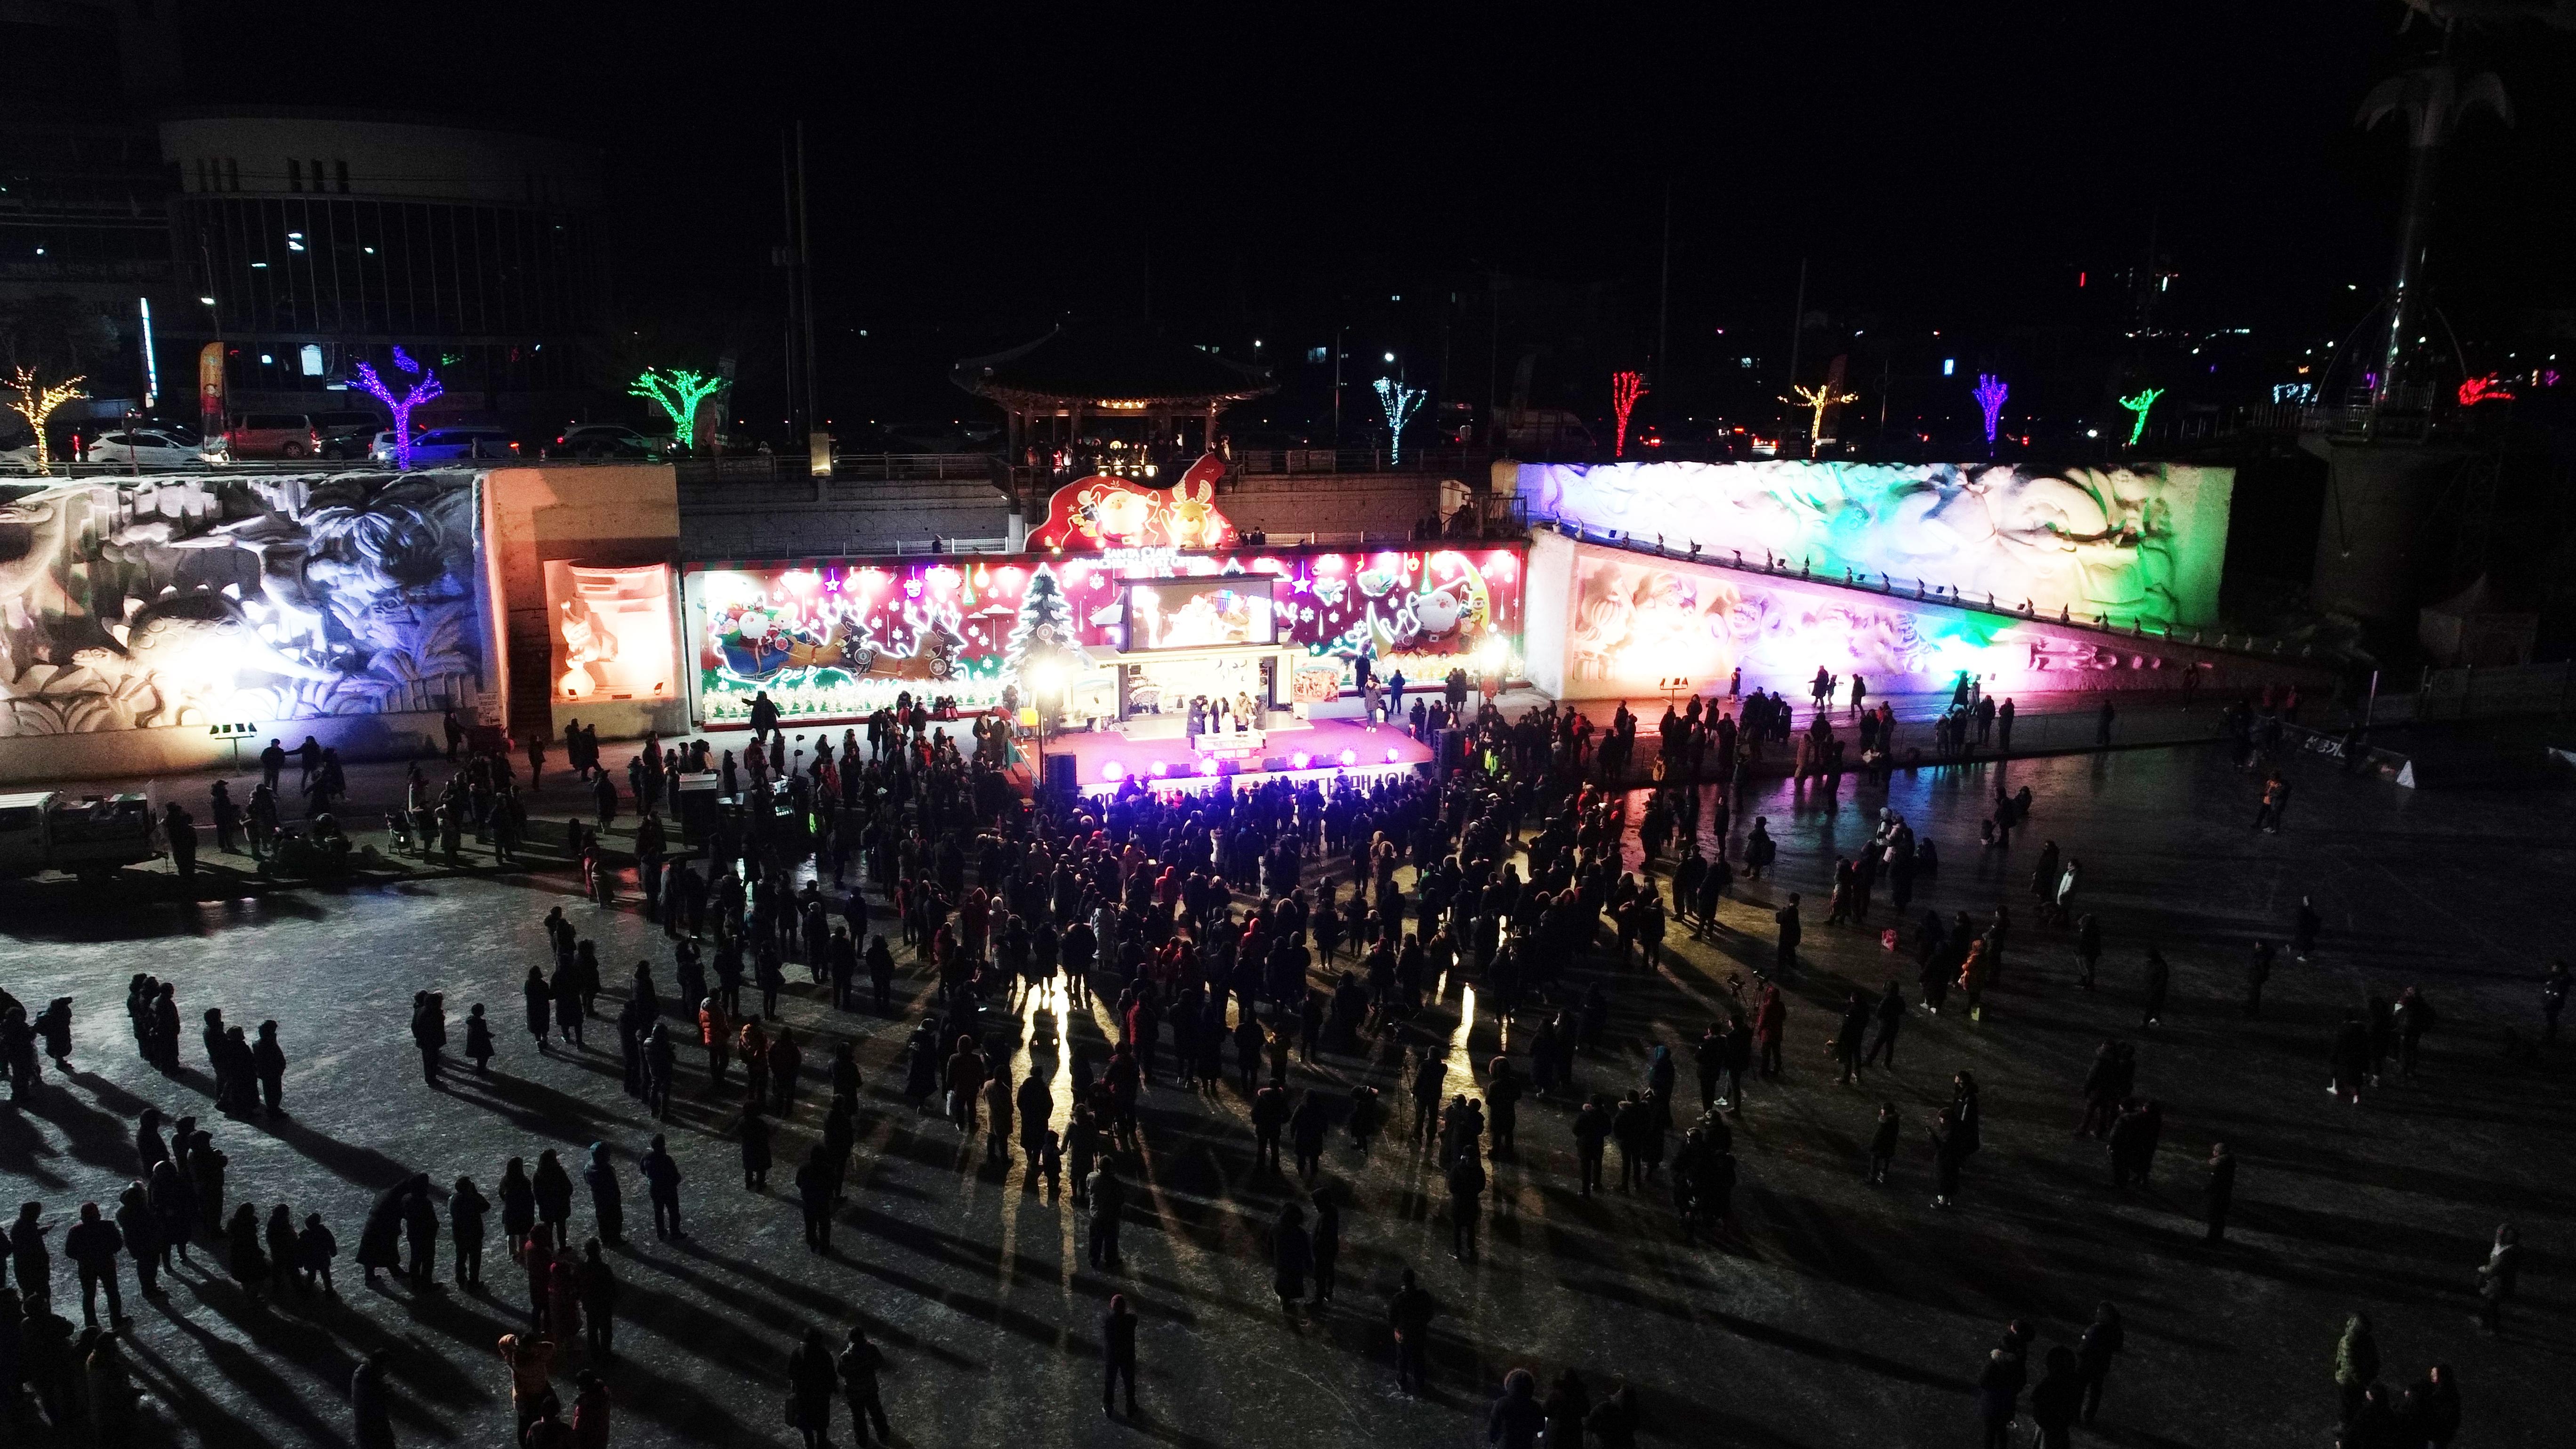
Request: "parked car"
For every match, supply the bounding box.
[314,409,386,460]
[373,427,517,464]
[0,436,41,475]
[553,423,662,459]
[224,412,322,459]
[84,426,226,469]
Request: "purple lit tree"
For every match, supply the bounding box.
[352,347,444,470]
[1973,373,2009,447]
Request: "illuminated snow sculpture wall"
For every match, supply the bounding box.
[0,474,488,735]
[1522,460,2233,630]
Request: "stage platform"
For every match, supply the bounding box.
[1044,716,1433,796]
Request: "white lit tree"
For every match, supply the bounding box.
[1374,376,1425,463]
[4,368,86,475]
[1004,564,1075,677]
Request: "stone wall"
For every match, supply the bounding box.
[678,479,1016,558]
[1217,471,1445,540]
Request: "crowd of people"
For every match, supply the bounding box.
[0,666,2546,1449]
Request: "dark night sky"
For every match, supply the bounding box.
[175,2,2576,428]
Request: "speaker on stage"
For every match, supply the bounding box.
[1042,752,1077,797]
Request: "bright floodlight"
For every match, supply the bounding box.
[1101,761,1125,781]
[1290,751,1312,769]
[1338,749,1358,766]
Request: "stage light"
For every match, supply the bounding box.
[1148,760,1168,777]
[1384,747,1400,763]
[1338,749,1358,767]
[1290,751,1312,769]
[1100,761,1125,782]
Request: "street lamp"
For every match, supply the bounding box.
[1027,660,1068,793]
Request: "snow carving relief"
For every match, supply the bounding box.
[0,473,485,734]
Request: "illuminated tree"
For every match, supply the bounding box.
[630,367,725,451]
[1973,373,2009,446]
[4,369,86,475]
[1005,564,1075,679]
[1610,370,1649,458]
[352,347,444,470]
[2117,387,2164,446]
[1781,382,1857,456]
[1373,377,1425,463]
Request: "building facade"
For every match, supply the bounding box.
[159,113,608,434]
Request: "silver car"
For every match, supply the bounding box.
[83,427,228,469]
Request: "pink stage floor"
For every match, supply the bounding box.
[1045,716,1433,795]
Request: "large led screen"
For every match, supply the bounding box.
[1123,577,1273,650]
[683,544,1524,726]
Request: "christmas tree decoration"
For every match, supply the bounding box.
[1003,563,1076,679]
[1373,377,1425,463]
[2117,387,2163,446]
[630,367,725,451]
[1973,374,2009,445]
[352,347,444,471]
[4,368,86,475]
[1610,370,1649,458]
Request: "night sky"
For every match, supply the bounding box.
[176,2,2576,430]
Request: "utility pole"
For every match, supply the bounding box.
[1786,257,1809,432]
[1655,183,1672,388]
[1332,326,1344,445]
[778,131,802,442]
[796,121,820,453]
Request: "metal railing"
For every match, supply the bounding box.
[1224,445,1494,477]
[1538,515,2329,665]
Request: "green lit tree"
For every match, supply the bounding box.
[630,367,725,451]
[2118,387,2164,446]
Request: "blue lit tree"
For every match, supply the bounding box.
[1973,374,2009,448]
[352,347,443,470]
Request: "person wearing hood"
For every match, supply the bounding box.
[401,1175,438,1289]
[1488,1367,1545,1449]
[451,1175,491,1288]
[583,1144,623,1245]
[350,1350,394,1449]
[532,1151,574,1248]
[356,1183,406,1287]
[224,1202,270,1298]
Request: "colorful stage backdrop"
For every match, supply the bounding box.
[0,474,488,735]
[1521,460,2232,630]
[683,545,1525,726]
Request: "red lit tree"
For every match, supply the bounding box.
[1611,370,1649,458]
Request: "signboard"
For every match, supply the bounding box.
[1030,452,1238,551]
